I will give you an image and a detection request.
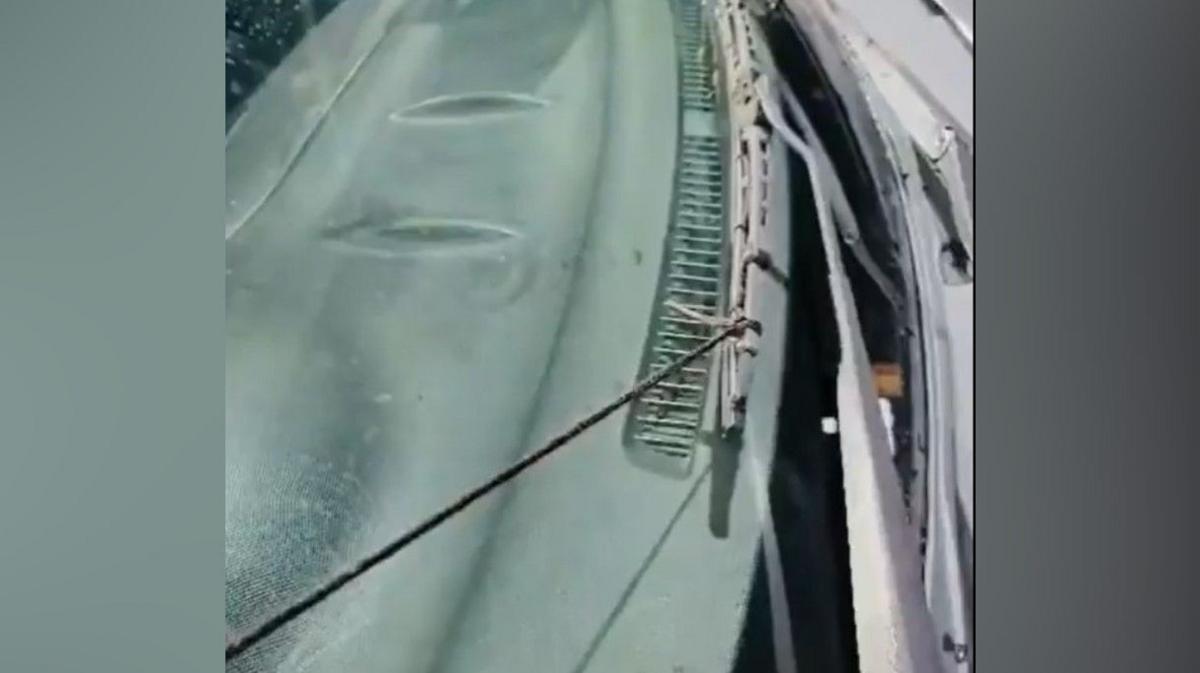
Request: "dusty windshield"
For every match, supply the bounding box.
[225,1,769,672]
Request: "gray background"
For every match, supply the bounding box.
[0,2,223,671]
[978,0,1200,670]
[1,0,1198,670]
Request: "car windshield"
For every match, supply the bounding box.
[225,1,793,671]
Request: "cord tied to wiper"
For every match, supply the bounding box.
[225,316,755,662]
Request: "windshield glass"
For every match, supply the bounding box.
[226,1,348,127]
[224,1,774,671]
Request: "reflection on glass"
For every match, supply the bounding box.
[225,1,762,672]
